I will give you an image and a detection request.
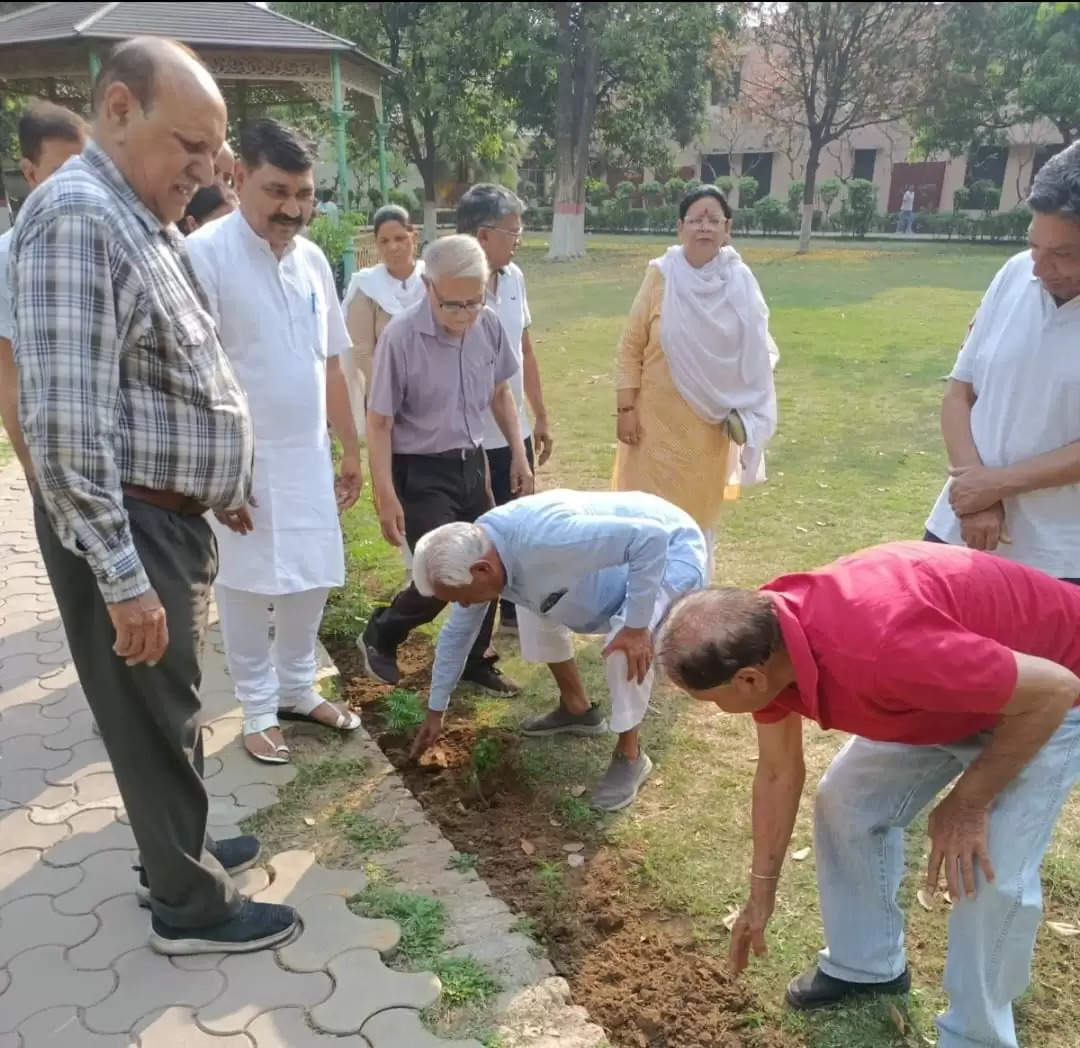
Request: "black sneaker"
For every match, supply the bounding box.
[461,657,521,696]
[149,898,298,956]
[136,835,261,908]
[358,626,400,686]
[785,966,911,1011]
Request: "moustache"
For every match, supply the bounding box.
[270,215,303,228]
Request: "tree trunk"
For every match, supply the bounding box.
[422,200,438,247]
[419,163,438,249]
[797,141,822,255]
[547,2,602,261]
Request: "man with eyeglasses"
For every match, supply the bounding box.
[361,234,533,693]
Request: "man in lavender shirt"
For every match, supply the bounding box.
[360,234,533,693]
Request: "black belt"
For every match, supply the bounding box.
[397,447,482,461]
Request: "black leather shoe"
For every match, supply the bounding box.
[461,657,521,696]
[785,965,911,1011]
[358,627,400,686]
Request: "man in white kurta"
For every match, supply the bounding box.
[188,119,364,764]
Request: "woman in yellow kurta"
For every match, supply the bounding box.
[613,186,778,569]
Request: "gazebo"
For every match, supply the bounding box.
[0,0,396,276]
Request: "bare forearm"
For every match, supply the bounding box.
[326,364,361,459]
[366,415,395,500]
[750,763,804,882]
[491,385,526,461]
[522,334,547,425]
[0,338,33,476]
[616,388,639,410]
[941,382,982,469]
[997,441,1080,498]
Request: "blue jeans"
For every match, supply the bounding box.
[898,210,915,234]
[814,709,1080,1047]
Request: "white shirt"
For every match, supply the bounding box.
[187,210,352,594]
[482,261,532,449]
[901,190,915,212]
[0,229,12,341]
[926,250,1080,577]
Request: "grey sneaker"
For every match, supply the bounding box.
[521,703,609,737]
[590,752,654,811]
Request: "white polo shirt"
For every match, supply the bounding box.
[482,261,532,450]
[0,229,12,341]
[926,250,1080,577]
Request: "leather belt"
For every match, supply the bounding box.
[401,447,482,461]
[123,485,210,517]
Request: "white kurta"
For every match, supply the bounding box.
[187,211,351,594]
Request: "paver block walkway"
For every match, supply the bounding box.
[0,466,485,1047]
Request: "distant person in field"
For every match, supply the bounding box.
[659,541,1080,1048]
[898,185,916,234]
[925,141,1080,583]
[612,185,778,578]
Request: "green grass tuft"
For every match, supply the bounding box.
[332,810,404,856]
[348,885,447,964]
[431,956,501,1008]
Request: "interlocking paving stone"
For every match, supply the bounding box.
[310,950,441,1035]
[68,895,150,970]
[0,769,76,808]
[134,1007,252,1048]
[0,945,114,1033]
[202,751,296,797]
[52,850,139,915]
[0,676,72,715]
[0,704,69,742]
[232,783,280,811]
[41,714,101,753]
[0,894,98,965]
[26,794,121,826]
[197,950,331,1035]
[170,953,226,972]
[246,1007,370,1048]
[0,653,58,693]
[74,771,121,805]
[0,735,73,774]
[18,1006,128,1047]
[0,809,68,854]
[277,894,399,972]
[37,665,80,695]
[84,947,224,1034]
[37,688,90,723]
[43,809,134,867]
[0,848,81,907]
[363,1009,484,1048]
[255,851,368,906]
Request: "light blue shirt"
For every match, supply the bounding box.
[0,229,12,341]
[427,490,708,711]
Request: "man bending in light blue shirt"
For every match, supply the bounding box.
[409,489,708,810]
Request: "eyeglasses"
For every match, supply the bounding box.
[684,215,728,229]
[430,285,484,315]
[481,224,523,243]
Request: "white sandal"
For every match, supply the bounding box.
[243,713,291,764]
[278,689,362,732]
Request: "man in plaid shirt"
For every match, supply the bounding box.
[11,38,298,955]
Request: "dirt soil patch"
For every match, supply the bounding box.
[332,641,791,1048]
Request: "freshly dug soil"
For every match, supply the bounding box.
[332,640,791,1048]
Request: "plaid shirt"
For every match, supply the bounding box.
[11,142,254,603]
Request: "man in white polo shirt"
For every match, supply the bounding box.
[925,142,1080,583]
[456,184,553,635]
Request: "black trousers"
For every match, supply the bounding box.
[923,529,1080,585]
[35,495,238,928]
[367,448,496,658]
[485,437,534,623]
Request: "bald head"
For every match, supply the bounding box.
[93,37,227,224]
[657,588,790,714]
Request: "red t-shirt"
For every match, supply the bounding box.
[753,541,1080,745]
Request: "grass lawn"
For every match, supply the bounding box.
[326,234,1080,1047]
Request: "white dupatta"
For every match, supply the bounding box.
[652,244,779,486]
[342,259,426,317]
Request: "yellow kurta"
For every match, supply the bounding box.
[612,265,737,531]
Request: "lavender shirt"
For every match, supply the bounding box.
[369,297,517,454]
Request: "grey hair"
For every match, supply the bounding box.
[456,183,525,236]
[412,522,493,596]
[1029,141,1080,225]
[422,234,489,284]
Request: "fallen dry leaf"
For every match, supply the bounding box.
[792,846,811,861]
[916,888,935,911]
[563,842,585,853]
[567,853,586,869]
[1047,920,1080,937]
[569,785,587,797]
[888,1003,907,1035]
[520,839,536,856]
[302,817,316,827]
[722,906,740,932]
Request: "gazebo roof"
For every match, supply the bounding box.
[0,2,393,74]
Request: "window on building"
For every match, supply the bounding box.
[701,154,731,182]
[965,146,1008,189]
[740,152,773,198]
[853,148,877,182]
[1033,143,1066,178]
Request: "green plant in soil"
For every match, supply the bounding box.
[332,810,404,856]
[348,885,447,965]
[431,956,501,1008]
[449,851,479,872]
[470,736,503,778]
[382,689,426,733]
[555,794,601,833]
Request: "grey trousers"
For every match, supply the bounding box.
[34,495,240,928]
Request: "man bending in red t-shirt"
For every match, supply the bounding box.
[657,541,1080,1048]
